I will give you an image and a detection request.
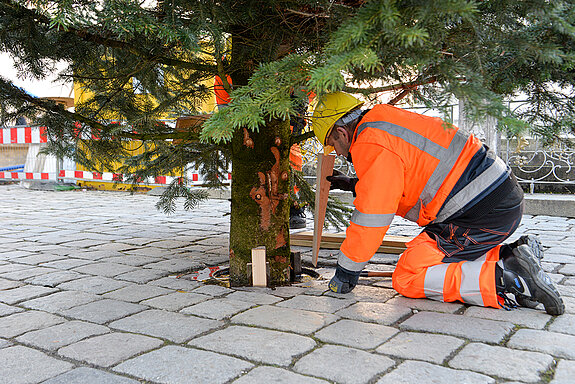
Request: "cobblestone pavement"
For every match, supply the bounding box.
[1,184,574,384]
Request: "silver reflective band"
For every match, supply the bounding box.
[355,121,469,223]
[459,256,486,306]
[337,251,369,272]
[351,209,394,228]
[336,108,363,126]
[424,263,448,301]
[433,153,509,223]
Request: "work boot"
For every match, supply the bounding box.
[497,236,564,315]
[289,206,306,229]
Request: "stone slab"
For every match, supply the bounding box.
[21,290,101,313]
[61,299,146,324]
[43,367,140,384]
[548,314,575,336]
[449,343,553,382]
[110,309,222,343]
[385,296,464,313]
[191,284,233,296]
[508,329,575,359]
[0,302,23,316]
[464,306,551,329]
[58,332,163,367]
[225,290,284,305]
[315,319,398,349]
[0,310,65,338]
[103,284,173,302]
[376,331,465,364]
[231,305,338,334]
[335,302,413,325]
[276,295,355,313]
[0,277,23,290]
[16,320,110,351]
[142,291,210,311]
[234,366,329,384]
[400,311,514,343]
[189,325,316,366]
[551,360,575,384]
[0,345,73,384]
[0,284,58,304]
[294,344,395,384]
[57,276,129,294]
[324,285,397,303]
[24,270,84,287]
[115,268,169,283]
[182,298,255,320]
[377,360,494,384]
[114,345,252,384]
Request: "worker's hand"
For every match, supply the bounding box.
[326,169,358,196]
[328,264,361,294]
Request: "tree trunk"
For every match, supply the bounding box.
[228,118,292,286]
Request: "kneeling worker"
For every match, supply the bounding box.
[311,92,564,315]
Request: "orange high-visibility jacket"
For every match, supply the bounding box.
[339,104,508,271]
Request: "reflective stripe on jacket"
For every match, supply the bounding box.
[339,104,507,270]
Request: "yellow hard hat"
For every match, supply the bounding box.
[311,92,364,152]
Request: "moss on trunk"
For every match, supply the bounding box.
[229,118,292,286]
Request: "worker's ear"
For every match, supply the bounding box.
[336,126,350,143]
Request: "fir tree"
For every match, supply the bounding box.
[1,0,575,285]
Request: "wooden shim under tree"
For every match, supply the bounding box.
[293,231,412,255]
[313,153,336,266]
[251,246,267,287]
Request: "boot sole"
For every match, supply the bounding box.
[513,245,565,315]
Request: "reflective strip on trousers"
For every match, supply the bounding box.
[350,210,394,228]
[337,251,369,272]
[424,257,485,306]
[434,153,510,223]
[355,121,469,223]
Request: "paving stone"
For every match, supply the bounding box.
[0,277,23,290]
[103,284,172,302]
[21,290,101,312]
[43,367,140,384]
[16,320,110,351]
[315,319,398,349]
[143,258,202,272]
[24,270,84,287]
[0,310,65,338]
[192,284,233,296]
[115,268,169,283]
[97,242,139,252]
[57,276,129,294]
[385,296,464,313]
[233,366,329,384]
[276,294,354,313]
[558,284,575,298]
[551,360,575,384]
[0,345,74,384]
[59,239,108,248]
[0,302,23,316]
[548,314,575,335]
[61,299,146,324]
[231,304,337,334]
[0,284,58,304]
[225,290,284,305]
[110,309,222,342]
[559,263,575,276]
[508,329,575,359]
[114,345,252,384]
[189,325,316,366]
[15,253,66,265]
[464,306,551,329]
[376,331,464,364]
[1,266,58,280]
[324,285,397,303]
[134,289,204,308]
[0,338,11,349]
[58,332,163,367]
[335,302,413,325]
[400,311,514,343]
[294,344,395,384]
[73,262,138,277]
[182,298,254,320]
[0,263,33,274]
[377,360,494,384]
[148,276,201,291]
[449,343,553,382]
[41,258,95,270]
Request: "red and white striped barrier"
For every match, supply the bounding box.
[0,170,232,185]
[1,127,47,144]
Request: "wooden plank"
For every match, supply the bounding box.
[251,246,267,287]
[291,238,407,254]
[293,230,411,252]
[312,153,336,266]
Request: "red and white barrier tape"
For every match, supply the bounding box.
[1,127,47,144]
[0,170,232,185]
